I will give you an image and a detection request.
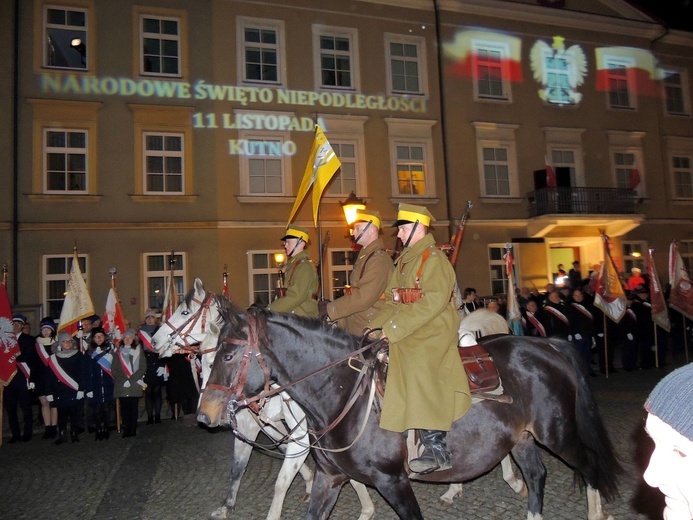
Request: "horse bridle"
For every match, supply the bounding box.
[161,291,218,356]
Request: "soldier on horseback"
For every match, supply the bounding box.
[370,203,471,474]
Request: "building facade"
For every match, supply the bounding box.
[1,0,692,324]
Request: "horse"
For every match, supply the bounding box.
[150,280,375,520]
[199,303,622,520]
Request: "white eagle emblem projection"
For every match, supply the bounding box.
[530,36,587,105]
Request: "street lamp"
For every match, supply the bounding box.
[340,191,366,226]
[70,37,86,64]
[273,252,286,298]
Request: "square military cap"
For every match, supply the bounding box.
[393,203,436,227]
[354,210,382,229]
[281,225,310,243]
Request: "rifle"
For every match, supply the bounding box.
[446,201,473,268]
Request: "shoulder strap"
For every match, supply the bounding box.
[416,247,432,281]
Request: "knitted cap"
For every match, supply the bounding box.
[645,363,693,442]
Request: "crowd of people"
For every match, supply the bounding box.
[3,310,196,445]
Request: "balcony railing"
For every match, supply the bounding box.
[527,187,637,217]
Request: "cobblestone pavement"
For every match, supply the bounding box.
[0,364,679,520]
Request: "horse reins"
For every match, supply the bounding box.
[161,291,217,355]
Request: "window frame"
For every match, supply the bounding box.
[543,127,586,187]
[488,244,508,296]
[385,118,437,201]
[142,131,185,195]
[247,249,285,308]
[142,252,186,317]
[132,6,188,80]
[661,68,691,117]
[326,247,355,301]
[318,114,368,199]
[42,253,89,320]
[236,17,286,87]
[471,40,512,103]
[139,14,182,77]
[622,241,647,275]
[610,147,644,196]
[678,240,693,272]
[43,127,89,194]
[472,122,520,199]
[604,56,636,111]
[384,33,427,97]
[312,25,360,92]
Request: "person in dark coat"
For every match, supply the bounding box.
[4,314,36,443]
[84,327,115,440]
[140,310,166,424]
[35,317,59,439]
[46,332,86,444]
[542,291,571,339]
[112,329,147,437]
[569,289,596,376]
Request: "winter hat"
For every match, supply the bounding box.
[123,328,137,339]
[91,327,106,338]
[40,317,57,332]
[645,363,693,442]
[12,313,27,324]
[58,331,74,345]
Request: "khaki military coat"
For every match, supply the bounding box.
[268,250,318,317]
[369,233,470,433]
[326,238,394,335]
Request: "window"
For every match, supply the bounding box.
[143,252,185,314]
[238,134,291,196]
[673,155,693,199]
[549,148,577,186]
[605,58,635,109]
[662,69,690,116]
[544,53,572,105]
[678,240,693,272]
[140,15,181,76]
[607,131,645,196]
[472,41,511,102]
[327,248,355,300]
[248,250,284,308]
[612,151,641,191]
[238,18,285,85]
[143,133,184,194]
[488,245,507,295]
[622,241,646,274]
[543,127,585,187]
[43,5,88,70]
[29,99,100,199]
[386,118,436,200]
[130,104,194,200]
[385,34,426,96]
[44,129,87,193]
[327,142,357,196]
[313,26,359,91]
[473,122,520,198]
[43,254,88,319]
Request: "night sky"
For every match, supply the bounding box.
[628,0,693,31]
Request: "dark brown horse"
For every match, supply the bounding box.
[199,304,622,520]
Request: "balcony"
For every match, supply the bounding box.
[526,187,644,238]
[528,186,637,217]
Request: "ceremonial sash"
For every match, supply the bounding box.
[17,361,31,380]
[545,305,569,325]
[92,348,114,378]
[527,313,546,337]
[570,303,593,321]
[117,348,146,388]
[138,330,154,352]
[35,341,51,366]
[48,354,79,391]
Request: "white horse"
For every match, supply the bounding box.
[151,279,374,520]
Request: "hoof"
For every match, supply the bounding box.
[437,498,454,509]
[209,505,228,520]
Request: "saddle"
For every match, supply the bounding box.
[372,342,503,401]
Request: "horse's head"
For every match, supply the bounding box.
[151,278,218,357]
[197,309,271,428]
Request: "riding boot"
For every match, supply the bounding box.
[409,430,452,474]
[54,430,67,446]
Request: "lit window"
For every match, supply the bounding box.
[386,119,436,200]
[327,248,355,300]
[44,129,88,193]
[143,133,184,194]
[44,6,88,70]
[238,18,284,85]
[43,254,88,318]
[488,245,508,295]
[622,241,646,274]
[396,144,427,196]
[143,252,185,314]
[140,15,180,76]
[248,251,284,308]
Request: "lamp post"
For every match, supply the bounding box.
[273,252,286,300]
[340,191,366,227]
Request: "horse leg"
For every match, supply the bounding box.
[439,483,463,505]
[510,433,546,520]
[349,480,375,520]
[501,454,527,496]
[586,486,614,520]
[371,473,424,520]
[305,471,347,520]
[265,442,311,520]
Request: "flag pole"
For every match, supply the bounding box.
[110,267,122,432]
[684,314,689,364]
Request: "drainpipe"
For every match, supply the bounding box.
[432,0,455,241]
[12,0,19,302]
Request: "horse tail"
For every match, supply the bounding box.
[546,338,623,501]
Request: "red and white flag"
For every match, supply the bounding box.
[630,168,641,190]
[669,241,693,320]
[57,251,95,336]
[0,279,19,386]
[594,234,627,323]
[545,155,557,188]
[647,248,670,332]
[103,287,126,345]
[504,247,523,334]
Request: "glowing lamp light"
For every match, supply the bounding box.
[340,191,366,226]
[273,252,286,267]
[631,252,642,258]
